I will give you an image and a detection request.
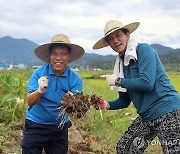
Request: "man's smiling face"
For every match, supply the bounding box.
[106,29,130,54]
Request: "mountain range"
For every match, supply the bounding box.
[0,36,179,70]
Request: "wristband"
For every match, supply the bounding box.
[115,77,121,87]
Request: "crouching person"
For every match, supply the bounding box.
[92,19,180,154]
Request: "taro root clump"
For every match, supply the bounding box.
[90,93,104,110]
[59,91,90,119]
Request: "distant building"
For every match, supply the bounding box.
[0,63,10,69]
[17,64,27,69]
[13,64,27,69]
[73,67,80,72]
[32,65,41,69]
[93,68,102,71]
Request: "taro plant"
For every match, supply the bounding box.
[0,69,32,124]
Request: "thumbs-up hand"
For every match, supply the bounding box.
[37,76,49,94]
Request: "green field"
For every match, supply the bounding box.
[0,69,180,153]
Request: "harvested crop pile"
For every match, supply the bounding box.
[59,91,91,119]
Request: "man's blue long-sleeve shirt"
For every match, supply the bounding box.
[108,43,180,121]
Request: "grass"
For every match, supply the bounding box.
[167,72,180,92]
[0,69,179,153]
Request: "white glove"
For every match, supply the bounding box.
[100,74,118,86]
[37,76,49,93]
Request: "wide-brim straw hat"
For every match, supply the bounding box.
[34,34,85,62]
[93,20,140,49]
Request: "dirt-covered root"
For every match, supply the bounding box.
[60,91,91,119]
[90,93,104,110]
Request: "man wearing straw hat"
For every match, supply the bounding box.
[21,34,85,154]
[92,20,180,153]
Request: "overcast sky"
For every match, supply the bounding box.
[0,0,180,55]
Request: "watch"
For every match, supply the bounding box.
[115,77,121,87]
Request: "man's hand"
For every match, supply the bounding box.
[37,76,49,94]
[100,74,118,86]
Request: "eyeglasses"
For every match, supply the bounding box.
[50,51,69,57]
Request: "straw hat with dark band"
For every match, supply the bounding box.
[93,20,140,49]
[34,34,85,62]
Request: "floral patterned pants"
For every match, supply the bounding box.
[116,110,180,154]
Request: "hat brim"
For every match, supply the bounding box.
[93,22,140,49]
[34,42,85,62]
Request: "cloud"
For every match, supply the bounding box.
[0,0,179,55]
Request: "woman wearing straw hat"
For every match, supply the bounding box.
[92,20,180,153]
[21,34,85,154]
